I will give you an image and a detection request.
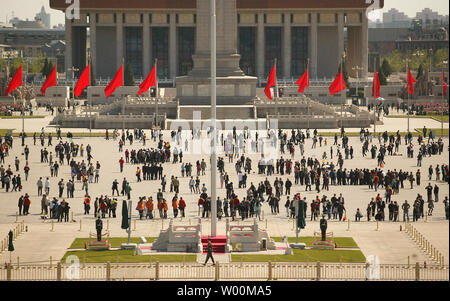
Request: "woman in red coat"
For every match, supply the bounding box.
[179,197,186,217]
[23,193,31,215]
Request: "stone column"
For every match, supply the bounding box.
[283,13,291,79]
[143,13,151,75]
[361,12,368,80]
[89,13,97,80]
[337,13,344,65]
[65,18,73,80]
[195,0,210,55]
[169,13,177,79]
[309,13,318,79]
[256,13,265,79]
[116,12,124,69]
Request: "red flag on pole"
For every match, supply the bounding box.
[442,69,447,97]
[372,67,380,99]
[407,64,416,95]
[40,65,57,96]
[329,66,346,95]
[138,64,156,96]
[74,64,90,97]
[297,66,309,93]
[5,65,22,96]
[264,64,276,100]
[104,65,123,98]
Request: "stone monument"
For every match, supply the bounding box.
[88,216,111,250]
[176,0,258,106]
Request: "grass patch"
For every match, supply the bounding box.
[69,237,157,249]
[387,114,449,122]
[414,128,449,136]
[0,115,46,119]
[231,249,366,263]
[61,249,197,263]
[0,129,107,138]
[271,237,358,248]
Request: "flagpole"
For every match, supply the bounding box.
[275,58,278,117]
[307,58,310,130]
[373,59,376,136]
[88,58,92,136]
[122,58,125,133]
[210,0,217,238]
[442,68,444,138]
[21,65,25,146]
[442,65,447,138]
[155,58,159,128]
[340,58,343,130]
[407,62,410,134]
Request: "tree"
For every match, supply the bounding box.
[336,58,349,87]
[41,58,49,77]
[378,65,387,86]
[434,48,449,68]
[47,61,54,77]
[124,61,135,86]
[382,50,403,73]
[89,57,96,86]
[30,53,46,74]
[416,63,424,79]
[10,57,23,75]
[381,59,392,78]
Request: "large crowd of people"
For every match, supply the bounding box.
[1,122,449,226]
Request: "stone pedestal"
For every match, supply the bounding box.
[88,240,111,250]
[176,0,257,107]
[176,75,257,105]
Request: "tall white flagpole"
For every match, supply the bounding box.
[210,0,217,237]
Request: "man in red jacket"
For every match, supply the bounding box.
[179,197,186,217]
[119,157,125,173]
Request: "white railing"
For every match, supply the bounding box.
[1,261,448,281]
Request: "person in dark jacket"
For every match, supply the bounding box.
[204,237,215,266]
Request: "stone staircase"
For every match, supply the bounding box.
[201,235,227,254]
[179,105,255,120]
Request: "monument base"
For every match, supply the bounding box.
[311,240,336,250]
[176,75,258,106]
[120,243,137,250]
[88,240,111,251]
[289,243,307,249]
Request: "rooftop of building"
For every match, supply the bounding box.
[50,0,384,10]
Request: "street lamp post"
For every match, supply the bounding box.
[67,66,80,129]
[352,65,363,104]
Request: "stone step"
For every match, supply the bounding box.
[179,105,255,120]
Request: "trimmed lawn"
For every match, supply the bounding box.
[0,115,46,119]
[271,237,358,248]
[388,114,449,122]
[0,130,107,138]
[61,249,197,263]
[231,249,366,263]
[69,237,157,249]
[414,128,449,136]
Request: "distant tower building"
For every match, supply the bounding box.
[35,6,51,29]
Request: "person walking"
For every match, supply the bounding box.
[203,237,215,266]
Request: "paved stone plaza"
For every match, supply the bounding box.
[0,108,448,266]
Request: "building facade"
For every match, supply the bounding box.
[50,0,377,81]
